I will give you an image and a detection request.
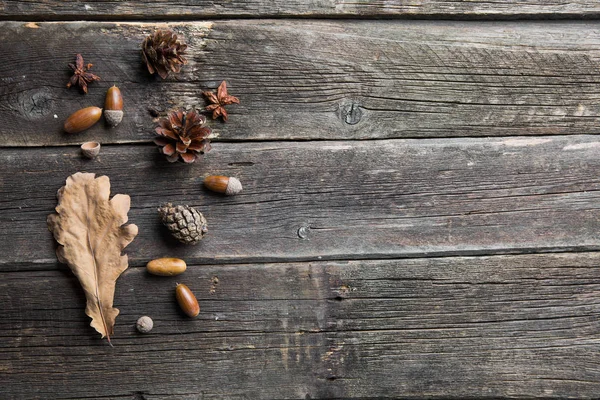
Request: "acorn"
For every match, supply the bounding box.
[64,106,102,134]
[175,283,200,318]
[80,141,101,159]
[204,175,242,196]
[146,257,187,276]
[104,85,124,127]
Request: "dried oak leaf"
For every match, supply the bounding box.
[47,172,138,344]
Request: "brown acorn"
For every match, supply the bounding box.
[204,176,242,196]
[146,258,187,276]
[64,106,102,134]
[104,86,123,127]
[175,283,200,317]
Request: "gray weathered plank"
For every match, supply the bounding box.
[2,253,600,399]
[2,20,600,146]
[2,136,600,270]
[1,0,600,19]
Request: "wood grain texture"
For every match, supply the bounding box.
[2,0,600,19]
[2,136,600,271]
[2,253,600,399]
[3,20,600,146]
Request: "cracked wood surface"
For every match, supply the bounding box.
[2,136,600,272]
[2,253,600,399]
[3,21,600,146]
[2,0,600,19]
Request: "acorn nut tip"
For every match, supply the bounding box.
[204,175,243,196]
[104,85,124,127]
[64,106,103,134]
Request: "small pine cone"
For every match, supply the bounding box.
[158,203,207,245]
[141,29,187,79]
[154,108,211,163]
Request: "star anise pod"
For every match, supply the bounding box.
[142,29,188,79]
[154,109,212,163]
[203,81,240,122]
[66,54,100,94]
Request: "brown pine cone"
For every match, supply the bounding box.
[141,29,187,79]
[158,203,207,245]
[154,109,211,163]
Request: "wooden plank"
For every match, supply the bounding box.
[2,136,600,271]
[2,253,600,398]
[2,1,600,19]
[3,20,600,146]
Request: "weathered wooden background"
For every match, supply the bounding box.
[1,2,600,400]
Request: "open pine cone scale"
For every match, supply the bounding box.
[154,109,211,163]
[142,29,188,79]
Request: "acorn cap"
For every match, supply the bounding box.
[81,141,101,159]
[104,109,123,127]
[136,316,153,333]
[225,177,243,196]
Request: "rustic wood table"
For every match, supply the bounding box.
[2,2,600,399]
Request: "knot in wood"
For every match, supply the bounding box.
[341,102,362,125]
[297,225,311,239]
[14,88,54,119]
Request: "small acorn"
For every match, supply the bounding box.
[146,257,187,276]
[175,283,200,318]
[81,141,101,159]
[104,85,124,127]
[136,316,154,333]
[64,106,102,134]
[204,175,242,196]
